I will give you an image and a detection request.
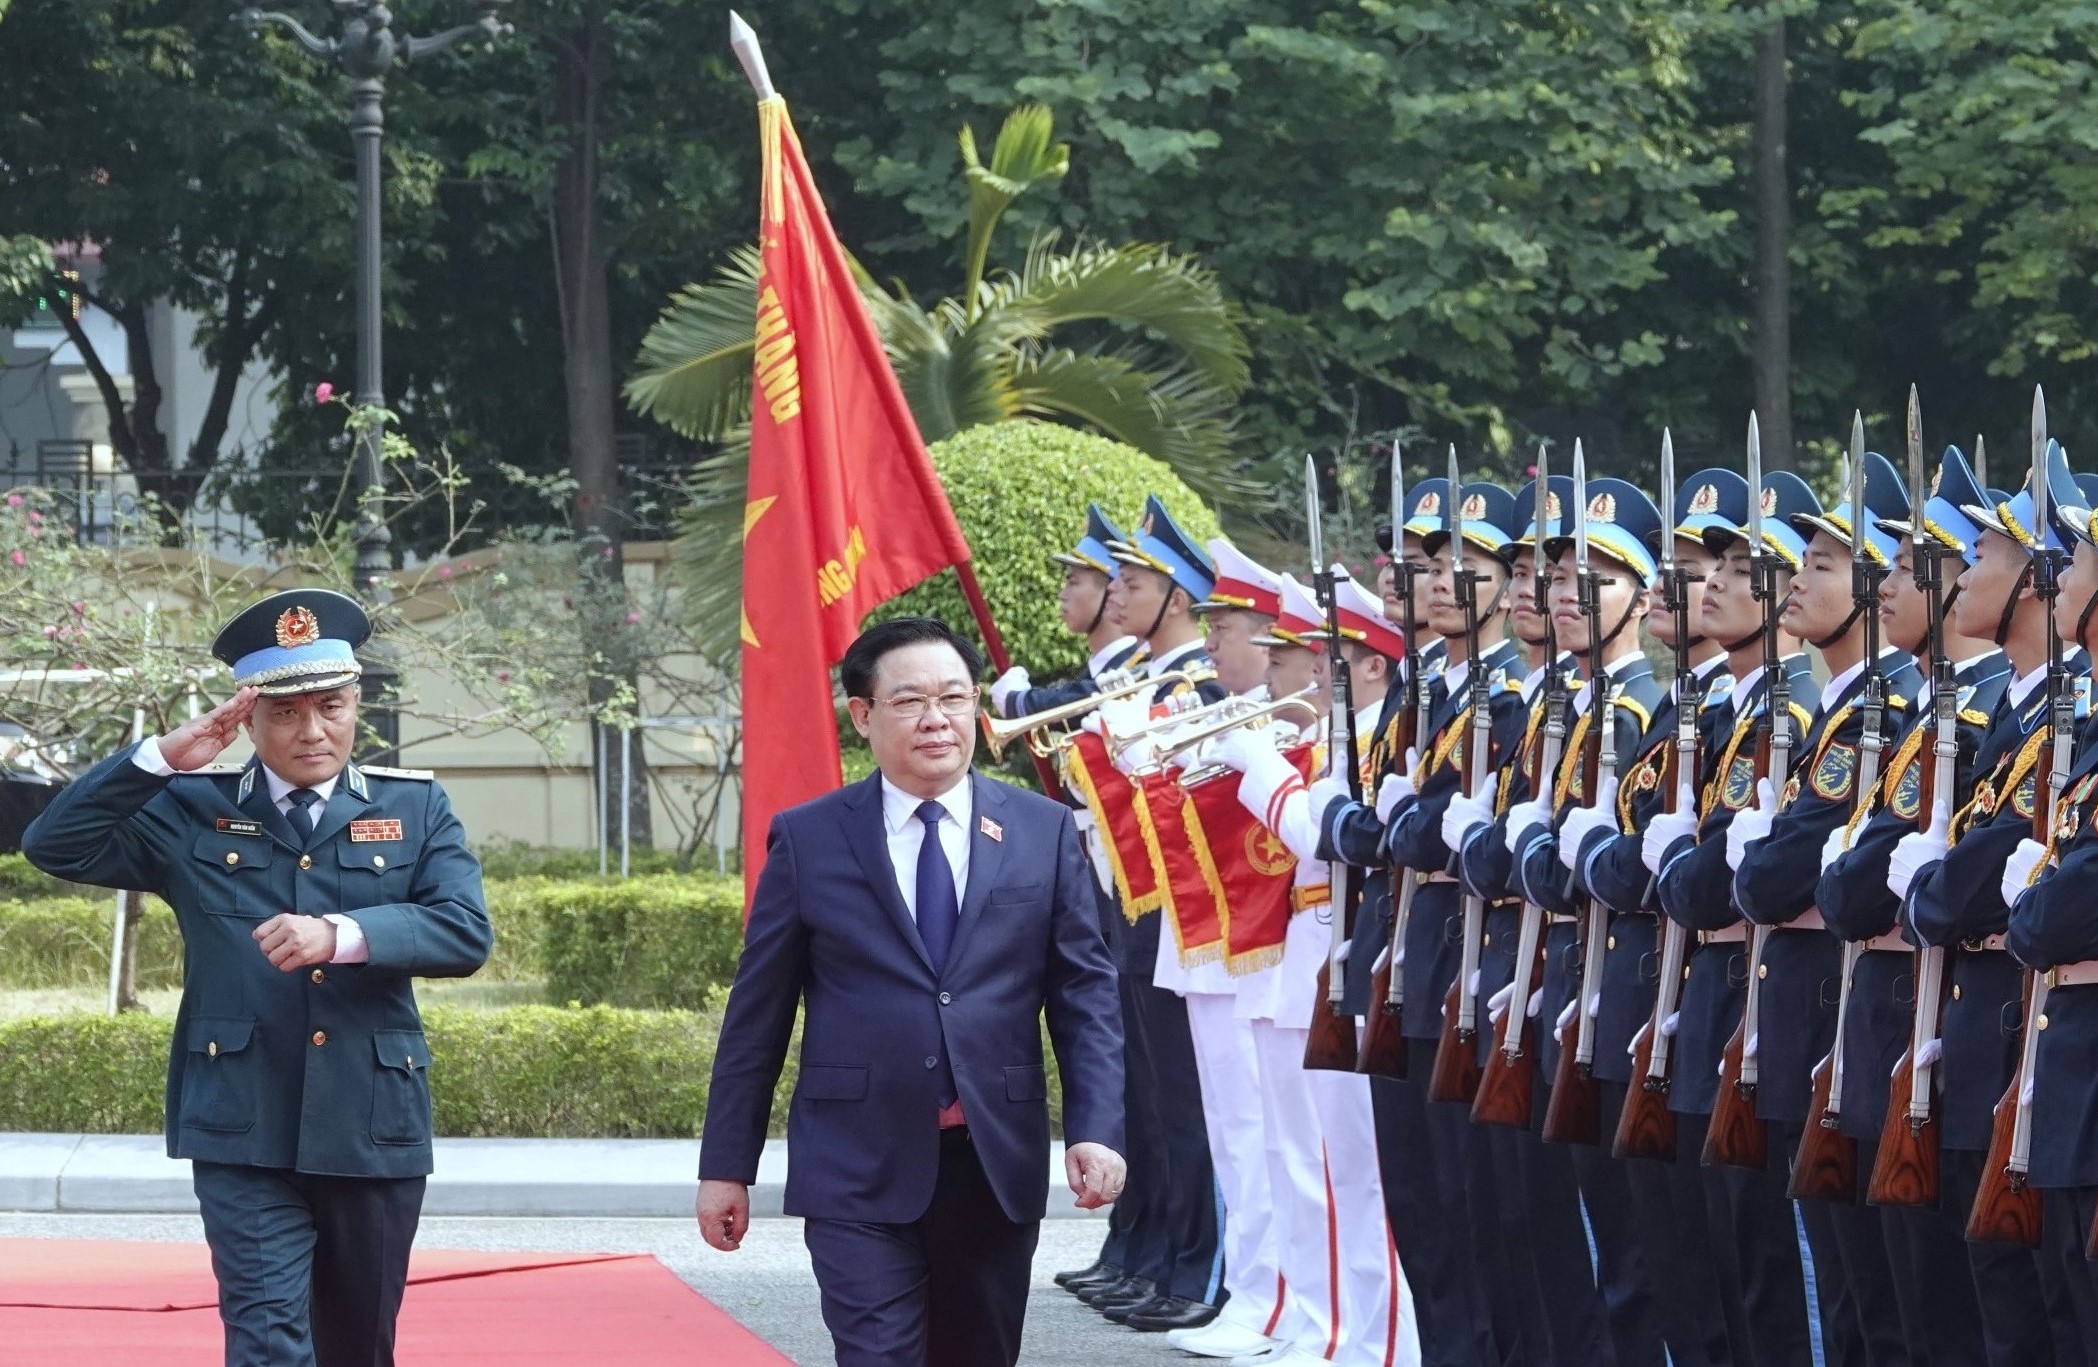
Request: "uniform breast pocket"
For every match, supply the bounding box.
[336,841,412,902]
[181,1017,259,1132]
[190,836,274,915]
[370,1030,432,1145]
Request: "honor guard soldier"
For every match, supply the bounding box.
[1067,496,1228,1324]
[1902,440,2091,1364]
[22,589,492,1367]
[1816,441,2011,1366]
[991,503,1144,719]
[1646,469,1823,1367]
[2004,492,2098,1350]
[1567,463,1747,1367]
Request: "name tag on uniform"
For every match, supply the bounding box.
[349,819,404,843]
[215,819,264,837]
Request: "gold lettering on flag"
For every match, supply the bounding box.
[817,525,871,607]
[753,285,803,424]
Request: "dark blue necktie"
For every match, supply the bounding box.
[288,788,322,846]
[914,801,960,1109]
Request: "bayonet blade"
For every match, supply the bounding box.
[1746,411,1764,561]
[1848,409,1867,566]
[1973,433,1987,491]
[1304,453,1324,572]
[1391,439,1404,571]
[1659,430,1677,578]
[2032,387,2049,553]
[1907,387,1925,559]
[1447,443,1464,565]
[1573,438,1590,573]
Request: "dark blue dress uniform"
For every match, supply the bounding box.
[1001,503,1149,719]
[20,589,491,1367]
[1093,498,1229,1314]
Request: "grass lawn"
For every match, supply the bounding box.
[0,978,550,1022]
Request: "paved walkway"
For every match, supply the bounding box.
[0,1212,1166,1367]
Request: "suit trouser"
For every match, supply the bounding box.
[1872,1142,1985,1367]
[803,1129,1039,1367]
[1572,1083,1670,1367]
[192,1161,424,1367]
[1697,1115,1815,1367]
[1624,1105,1739,1367]
[1777,1121,1905,1367]
[1128,974,1223,1301]
[1374,1069,1495,1367]
[1515,1080,1616,1367]
[2040,1186,2098,1353]
[1937,1147,2079,1367]
[1187,992,1281,1325]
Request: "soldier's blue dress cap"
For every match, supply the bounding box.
[1875,445,1989,566]
[1396,478,1454,545]
[212,589,370,697]
[1542,477,1664,583]
[1965,439,2083,554]
[1702,471,1821,570]
[1673,469,1750,544]
[1792,450,1907,568]
[1423,482,1518,558]
[1109,494,1217,603]
[1052,503,1128,575]
[1513,475,1576,550]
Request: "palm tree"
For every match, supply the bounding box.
[624,104,1254,643]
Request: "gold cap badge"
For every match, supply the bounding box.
[275,606,322,649]
[1689,483,1719,514]
[1588,492,1617,523]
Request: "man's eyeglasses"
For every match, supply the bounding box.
[870,690,981,721]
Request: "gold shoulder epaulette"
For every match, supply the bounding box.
[1959,707,1990,727]
[360,765,436,781]
[1888,693,1910,712]
[1502,676,1523,693]
[1614,696,1652,730]
[1787,701,1814,731]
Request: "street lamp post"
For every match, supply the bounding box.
[234,1,509,761]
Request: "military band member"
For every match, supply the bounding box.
[990,503,1142,719]
[1902,444,2091,1364]
[22,589,492,1367]
[1815,445,2010,1366]
[2004,493,2098,1352]
[1565,466,1746,1367]
[1646,473,1822,1367]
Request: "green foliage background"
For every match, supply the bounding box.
[880,419,1222,678]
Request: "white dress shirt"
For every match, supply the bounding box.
[880,773,972,920]
[1087,635,1139,678]
[132,735,368,962]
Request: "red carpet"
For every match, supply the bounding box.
[0,1238,791,1364]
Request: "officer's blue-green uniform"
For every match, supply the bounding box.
[22,588,491,1367]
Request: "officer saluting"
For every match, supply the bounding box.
[22,588,493,1367]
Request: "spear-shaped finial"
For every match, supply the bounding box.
[728,11,777,99]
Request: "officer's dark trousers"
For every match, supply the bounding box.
[1945,1145,2079,1367]
[1393,1039,1498,1367]
[1700,1120,1814,1367]
[1875,1145,1987,1367]
[1642,1107,1744,1367]
[1124,974,1221,1302]
[193,1162,424,1367]
[804,1128,1040,1367]
[1579,1082,1679,1367]
[1103,967,1167,1282]
[2041,1187,2098,1356]
[1476,1081,1613,1367]
[1777,1121,1903,1367]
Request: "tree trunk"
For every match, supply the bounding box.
[1751,13,1794,471]
[115,888,145,1013]
[552,11,651,848]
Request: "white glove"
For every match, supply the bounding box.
[1724,779,1776,872]
[1898,1038,1943,1075]
[1642,810,1698,876]
[989,666,1031,717]
[1888,808,1950,903]
[1820,823,1852,873]
[1307,775,1351,822]
[2001,836,2051,910]
[1376,747,1421,820]
[1467,969,1482,998]
[1660,1010,1680,1037]
[1558,799,1618,872]
[1097,695,1151,741]
[1440,772,1500,853]
[1503,797,1549,853]
[1554,996,1578,1043]
[1117,735,1166,772]
[1488,981,1514,1024]
[1528,988,1544,1019]
[1204,723,1278,775]
[1627,1019,1651,1058]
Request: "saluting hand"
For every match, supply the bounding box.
[158,687,259,771]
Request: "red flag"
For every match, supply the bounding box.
[740,95,972,900]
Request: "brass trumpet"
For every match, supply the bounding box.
[978,671,1190,761]
[1155,688,1321,773]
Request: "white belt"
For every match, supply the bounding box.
[1863,930,1910,953]
[2048,961,2098,988]
[1968,933,2010,952]
[1780,908,1827,933]
[1700,924,1749,945]
[1418,871,1458,885]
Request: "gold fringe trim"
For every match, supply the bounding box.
[1173,792,1233,962]
[1226,943,1287,977]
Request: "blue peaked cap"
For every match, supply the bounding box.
[1053,502,1128,574]
[1512,475,1575,549]
[1875,445,1989,566]
[1702,471,1821,569]
[1109,494,1216,603]
[1542,477,1664,584]
[1964,439,2082,554]
[1674,469,1750,544]
[1792,450,1907,568]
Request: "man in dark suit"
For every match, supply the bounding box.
[697,616,1127,1367]
[22,588,493,1367]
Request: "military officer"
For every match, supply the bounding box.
[991,502,1144,719]
[21,588,492,1367]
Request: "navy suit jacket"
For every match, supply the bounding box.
[699,770,1125,1225]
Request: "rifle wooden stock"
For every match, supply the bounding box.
[1357,964,1407,1079]
[1867,1052,1940,1207]
[1704,1019,1766,1170]
[1303,961,1359,1072]
[1614,1025,1677,1160]
[1472,937,1546,1130]
[1966,1073,2042,1246]
[1542,1023,1602,1146]
[1789,1052,1858,1202]
[1429,977,1483,1103]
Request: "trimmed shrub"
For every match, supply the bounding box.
[526,874,745,1010]
[0,852,92,901]
[0,1012,171,1132]
[880,421,1223,677]
[473,837,679,881]
[0,896,184,989]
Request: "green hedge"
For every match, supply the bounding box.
[0,852,92,901]
[524,875,744,1011]
[0,896,185,990]
[473,837,680,881]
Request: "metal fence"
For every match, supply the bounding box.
[1,435,696,562]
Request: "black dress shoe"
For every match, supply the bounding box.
[1054,1258,1116,1289]
[1101,1293,1172,1325]
[1120,1296,1222,1333]
[1081,1276,1155,1311]
[1061,1262,1126,1295]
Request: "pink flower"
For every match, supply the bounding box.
[41,625,56,638]
[8,550,21,566]
[314,382,335,404]
[438,565,452,579]
[601,546,615,559]
[71,601,85,615]
[624,612,641,626]
[496,670,512,684]
[5,494,20,507]
[1525,463,1538,477]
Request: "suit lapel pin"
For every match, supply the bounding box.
[980,816,1003,843]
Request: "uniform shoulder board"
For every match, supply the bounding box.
[1958,706,1991,727]
[1787,701,1814,732]
[1887,692,1910,712]
[1501,674,1523,694]
[176,763,246,776]
[1613,695,1652,730]
[359,765,436,780]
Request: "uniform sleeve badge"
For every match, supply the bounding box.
[1722,753,1757,810]
[2012,771,2038,819]
[1810,743,1857,803]
[1891,761,1922,822]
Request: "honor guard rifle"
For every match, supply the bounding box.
[1969,387,2058,1247]
[1543,441,1611,1145]
[1705,412,1786,1171]
[1429,446,1493,1104]
[1473,443,1567,1129]
[1793,411,1890,1202]
[1872,386,1953,1208]
[1616,431,1693,1160]
[1304,453,1364,1072]
[1361,442,1430,1079]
